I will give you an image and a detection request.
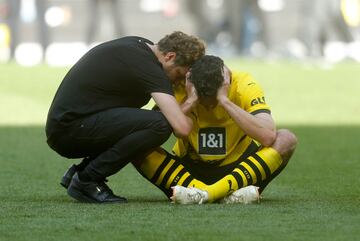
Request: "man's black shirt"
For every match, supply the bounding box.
[46,36,173,135]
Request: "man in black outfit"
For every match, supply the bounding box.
[46,31,206,203]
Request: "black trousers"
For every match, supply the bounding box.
[47,108,172,181]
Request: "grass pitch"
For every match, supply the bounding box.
[0,61,359,241]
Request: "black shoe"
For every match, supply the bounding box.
[60,164,77,189]
[67,173,127,203]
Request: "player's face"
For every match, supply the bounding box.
[199,96,218,109]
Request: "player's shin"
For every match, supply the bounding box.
[133,149,207,198]
[204,147,283,201]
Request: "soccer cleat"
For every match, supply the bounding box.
[170,186,209,204]
[220,185,260,204]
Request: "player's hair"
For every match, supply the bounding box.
[189,55,224,98]
[158,31,206,67]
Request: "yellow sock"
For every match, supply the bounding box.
[135,147,283,202]
[202,147,283,202]
[136,148,207,197]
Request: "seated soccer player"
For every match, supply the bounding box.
[133,55,297,204]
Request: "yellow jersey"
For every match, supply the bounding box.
[172,71,271,166]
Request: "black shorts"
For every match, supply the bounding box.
[175,142,260,185]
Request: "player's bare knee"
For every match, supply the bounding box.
[272,129,297,161]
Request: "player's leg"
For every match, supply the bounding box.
[134,129,296,203]
[255,129,297,192]
[167,129,296,203]
[198,129,297,202]
[134,147,260,204]
[133,148,208,198]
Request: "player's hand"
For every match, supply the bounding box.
[185,72,198,105]
[217,68,230,103]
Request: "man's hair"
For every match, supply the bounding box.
[189,55,224,98]
[158,31,206,67]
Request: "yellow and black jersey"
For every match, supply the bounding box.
[172,71,271,166]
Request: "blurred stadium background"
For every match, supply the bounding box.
[0,0,360,66]
[1,0,360,126]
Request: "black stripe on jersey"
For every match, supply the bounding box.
[169,168,187,188]
[244,158,262,183]
[182,175,194,187]
[239,164,253,184]
[251,109,271,115]
[253,153,272,178]
[159,161,180,188]
[231,170,244,188]
[239,141,260,160]
[150,154,172,183]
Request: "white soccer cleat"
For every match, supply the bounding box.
[171,186,209,204]
[220,185,260,204]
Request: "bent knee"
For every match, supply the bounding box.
[277,129,298,148]
[272,129,297,161]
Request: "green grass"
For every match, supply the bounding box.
[0,64,65,125]
[0,62,359,241]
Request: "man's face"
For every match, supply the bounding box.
[164,63,189,85]
[162,52,189,85]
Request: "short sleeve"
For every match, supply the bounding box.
[134,62,174,96]
[234,73,271,115]
[125,40,174,96]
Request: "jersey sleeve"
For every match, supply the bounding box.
[236,73,271,115]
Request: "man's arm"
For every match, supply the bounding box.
[217,71,276,147]
[151,92,193,138]
[219,97,276,146]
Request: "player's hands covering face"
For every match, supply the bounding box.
[185,72,198,104]
[217,67,230,102]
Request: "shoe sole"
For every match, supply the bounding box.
[67,186,98,203]
[67,186,128,204]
